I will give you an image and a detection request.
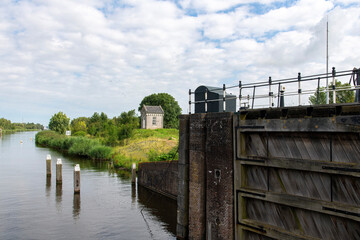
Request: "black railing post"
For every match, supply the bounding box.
[280,85,285,107]
[332,67,336,103]
[269,77,273,107]
[277,83,281,107]
[316,77,320,105]
[223,84,226,112]
[188,89,191,114]
[355,68,360,103]
[205,88,208,113]
[298,72,302,105]
[252,86,256,109]
[239,81,242,111]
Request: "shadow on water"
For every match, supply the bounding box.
[137,185,177,235]
[46,176,51,197]
[56,184,62,211]
[73,193,81,219]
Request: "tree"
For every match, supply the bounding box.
[309,80,355,105]
[71,117,88,134]
[49,112,70,134]
[114,110,139,127]
[138,93,182,129]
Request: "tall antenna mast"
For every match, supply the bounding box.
[326,16,329,104]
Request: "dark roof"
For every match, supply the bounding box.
[142,105,164,114]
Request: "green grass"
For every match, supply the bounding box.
[36,128,179,170]
[36,131,112,160]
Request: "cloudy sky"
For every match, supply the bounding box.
[0,0,359,125]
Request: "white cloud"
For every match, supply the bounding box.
[0,0,359,124]
[179,0,280,13]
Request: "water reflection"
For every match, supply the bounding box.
[55,184,62,211]
[46,176,51,197]
[131,184,136,205]
[73,193,81,220]
[137,186,177,235]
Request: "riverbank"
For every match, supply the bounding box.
[35,129,179,170]
[2,129,41,134]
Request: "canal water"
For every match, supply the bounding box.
[0,132,177,240]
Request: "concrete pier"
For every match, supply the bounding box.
[46,154,51,177]
[56,159,62,184]
[74,164,80,194]
[131,163,136,184]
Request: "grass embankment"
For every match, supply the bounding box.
[36,131,113,160]
[35,128,179,170]
[3,129,41,134]
[113,129,179,169]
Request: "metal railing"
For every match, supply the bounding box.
[188,67,360,114]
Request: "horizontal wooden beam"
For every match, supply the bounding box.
[237,117,360,133]
[237,156,360,178]
[237,188,360,222]
[239,219,320,240]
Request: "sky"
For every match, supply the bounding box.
[0,0,359,126]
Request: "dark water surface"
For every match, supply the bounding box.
[0,132,176,240]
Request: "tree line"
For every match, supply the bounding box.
[49,93,182,146]
[0,118,44,131]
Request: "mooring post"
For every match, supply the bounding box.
[131,163,136,184]
[56,158,62,185]
[46,154,51,177]
[74,164,80,194]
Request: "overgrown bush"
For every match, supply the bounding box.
[36,131,112,160]
[89,145,112,160]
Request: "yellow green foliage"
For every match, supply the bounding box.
[113,128,178,169]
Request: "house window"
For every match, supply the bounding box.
[152,116,156,125]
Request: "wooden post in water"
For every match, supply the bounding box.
[56,159,62,185]
[74,164,80,194]
[131,163,136,184]
[46,154,51,177]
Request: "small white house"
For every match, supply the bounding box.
[140,105,164,129]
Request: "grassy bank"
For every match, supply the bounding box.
[35,128,179,170]
[3,129,41,134]
[36,131,113,160]
[113,129,178,169]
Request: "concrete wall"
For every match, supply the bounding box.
[137,161,178,200]
[177,112,234,240]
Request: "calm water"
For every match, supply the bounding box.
[0,132,177,240]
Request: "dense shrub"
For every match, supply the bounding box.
[36,131,112,160]
[89,145,112,160]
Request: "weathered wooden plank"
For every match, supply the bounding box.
[268,134,286,158]
[239,219,320,240]
[238,117,360,133]
[239,157,360,178]
[238,188,360,222]
[333,175,360,206]
[247,133,267,157]
[245,166,268,191]
[268,168,331,201]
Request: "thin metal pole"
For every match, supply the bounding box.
[326,18,329,104]
[316,77,320,104]
[356,68,360,103]
[277,83,281,107]
[205,88,208,113]
[269,77,272,108]
[239,81,242,111]
[332,67,336,103]
[252,86,256,109]
[298,72,301,105]
[223,84,226,112]
[188,89,191,114]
